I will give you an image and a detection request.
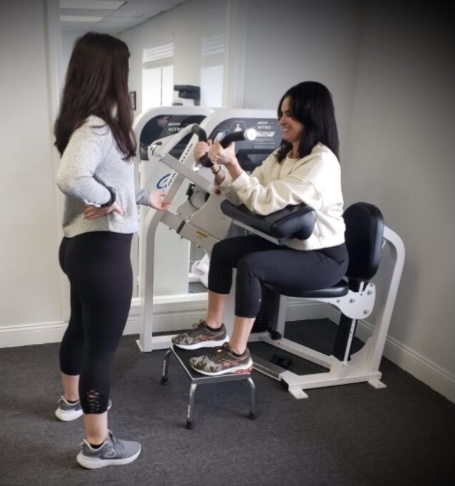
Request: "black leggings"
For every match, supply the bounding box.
[208,235,349,318]
[58,232,133,414]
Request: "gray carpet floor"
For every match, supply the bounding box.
[0,320,453,486]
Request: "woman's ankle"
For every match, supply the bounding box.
[227,343,247,356]
[205,320,222,331]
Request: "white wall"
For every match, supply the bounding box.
[240,0,363,154]
[0,0,65,336]
[344,2,455,393]
[0,0,453,402]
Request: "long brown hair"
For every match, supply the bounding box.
[54,32,136,160]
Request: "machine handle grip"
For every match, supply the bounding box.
[219,128,257,147]
[191,125,257,168]
[191,124,208,142]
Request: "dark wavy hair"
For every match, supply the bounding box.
[54,32,136,160]
[275,81,339,162]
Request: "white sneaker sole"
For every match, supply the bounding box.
[76,447,141,469]
[55,408,83,421]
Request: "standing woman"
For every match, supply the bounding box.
[54,32,169,469]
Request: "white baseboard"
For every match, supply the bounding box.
[0,321,68,349]
[0,294,208,349]
[0,298,453,404]
[326,306,454,403]
[355,319,455,404]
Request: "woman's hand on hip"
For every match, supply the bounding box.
[84,201,123,219]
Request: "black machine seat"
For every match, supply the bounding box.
[263,202,384,298]
[267,280,349,299]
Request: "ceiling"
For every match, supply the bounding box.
[60,0,189,35]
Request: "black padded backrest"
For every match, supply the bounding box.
[344,202,384,284]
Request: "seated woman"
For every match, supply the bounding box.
[172,81,348,376]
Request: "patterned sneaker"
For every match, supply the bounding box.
[77,430,141,469]
[189,343,253,376]
[171,320,229,350]
[55,397,112,422]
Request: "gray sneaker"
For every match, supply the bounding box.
[55,397,112,422]
[172,320,229,350]
[189,343,253,376]
[77,430,141,469]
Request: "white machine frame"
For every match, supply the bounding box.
[133,106,215,298]
[137,108,278,352]
[230,218,405,399]
[137,109,405,400]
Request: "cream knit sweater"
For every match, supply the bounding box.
[220,143,346,251]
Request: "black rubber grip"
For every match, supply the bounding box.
[191,125,256,168]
